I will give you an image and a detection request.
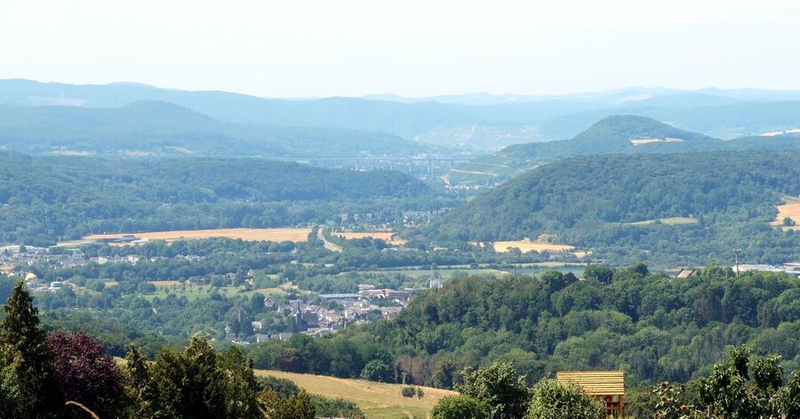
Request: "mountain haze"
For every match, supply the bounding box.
[0,101,435,158]
[7,80,800,151]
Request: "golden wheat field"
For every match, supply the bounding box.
[773,200,800,229]
[82,228,313,243]
[492,238,576,253]
[334,232,407,245]
[255,370,456,419]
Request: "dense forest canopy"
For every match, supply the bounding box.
[425,151,800,266]
[0,152,435,245]
[446,115,800,186]
[284,267,800,389]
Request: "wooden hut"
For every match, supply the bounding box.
[557,371,625,418]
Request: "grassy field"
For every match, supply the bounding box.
[255,370,457,419]
[80,228,313,244]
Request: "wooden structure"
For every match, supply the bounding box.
[557,371,625,418]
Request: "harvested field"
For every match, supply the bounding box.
[255,370,456,419]
[773,198,800,230]
[627,217,699,226]
[492,238,576,254]
[83,228,313,243]
[334,232,406,245]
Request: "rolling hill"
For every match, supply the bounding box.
[0,101,438,158]
[0,152,432,245]
[445,115,800,187]
[444,115,724,186]
[8,79,800,152]
[425,151,800,266]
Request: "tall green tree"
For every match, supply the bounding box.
[526,379,604,419]
[455,362,531,419]
[124,344,158,418]
[222,345,262,418]
[149,335,228,418]
[0,281,56,417]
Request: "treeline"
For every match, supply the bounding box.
[236,266,800,390]
[0,151,440,245]
[423,151,800,265]
[0,281,360,418]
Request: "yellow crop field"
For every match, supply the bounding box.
[492,238,576,254]
[255,370,456,419]
[82,228,313,243]
[334,232,407,245]
[773,198,800,230]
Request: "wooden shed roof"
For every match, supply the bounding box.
[556,371,625,396]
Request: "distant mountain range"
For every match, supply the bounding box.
[0,100,441,158]
[4,79,800,152]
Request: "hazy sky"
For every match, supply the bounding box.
[2,0,799,97]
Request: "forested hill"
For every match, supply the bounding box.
[445,115,726,186]
[424,151,800,265]
[0,101,436,158]
[496,115,721,160]
[0,152,430,245]
[326,267,800,389]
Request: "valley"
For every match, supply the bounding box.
[2,81,800,418]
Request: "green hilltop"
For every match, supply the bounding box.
[425,151,800,266]
[0,152,431,246]
[445,115,800,187]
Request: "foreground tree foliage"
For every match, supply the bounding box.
[0,281,57,417]
[0,281,310,418]
[455,362,531,419]
[47,330,126,418]
[526,379,604,419]
[433,363,600,419]
[652,345,800,418]
[431,394,490,419]
[124,335,262,418]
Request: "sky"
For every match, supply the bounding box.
[2,0,800,98]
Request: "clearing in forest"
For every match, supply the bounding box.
[626,217,699,226]
[255,370,456,419]
[773,197,800,230]
[490,237,577,254]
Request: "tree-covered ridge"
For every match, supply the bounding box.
[446,115,800,186]
[0,101,438,157]
[425,151,800,265]
[331,267,800,391]
[0,152,432,245]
